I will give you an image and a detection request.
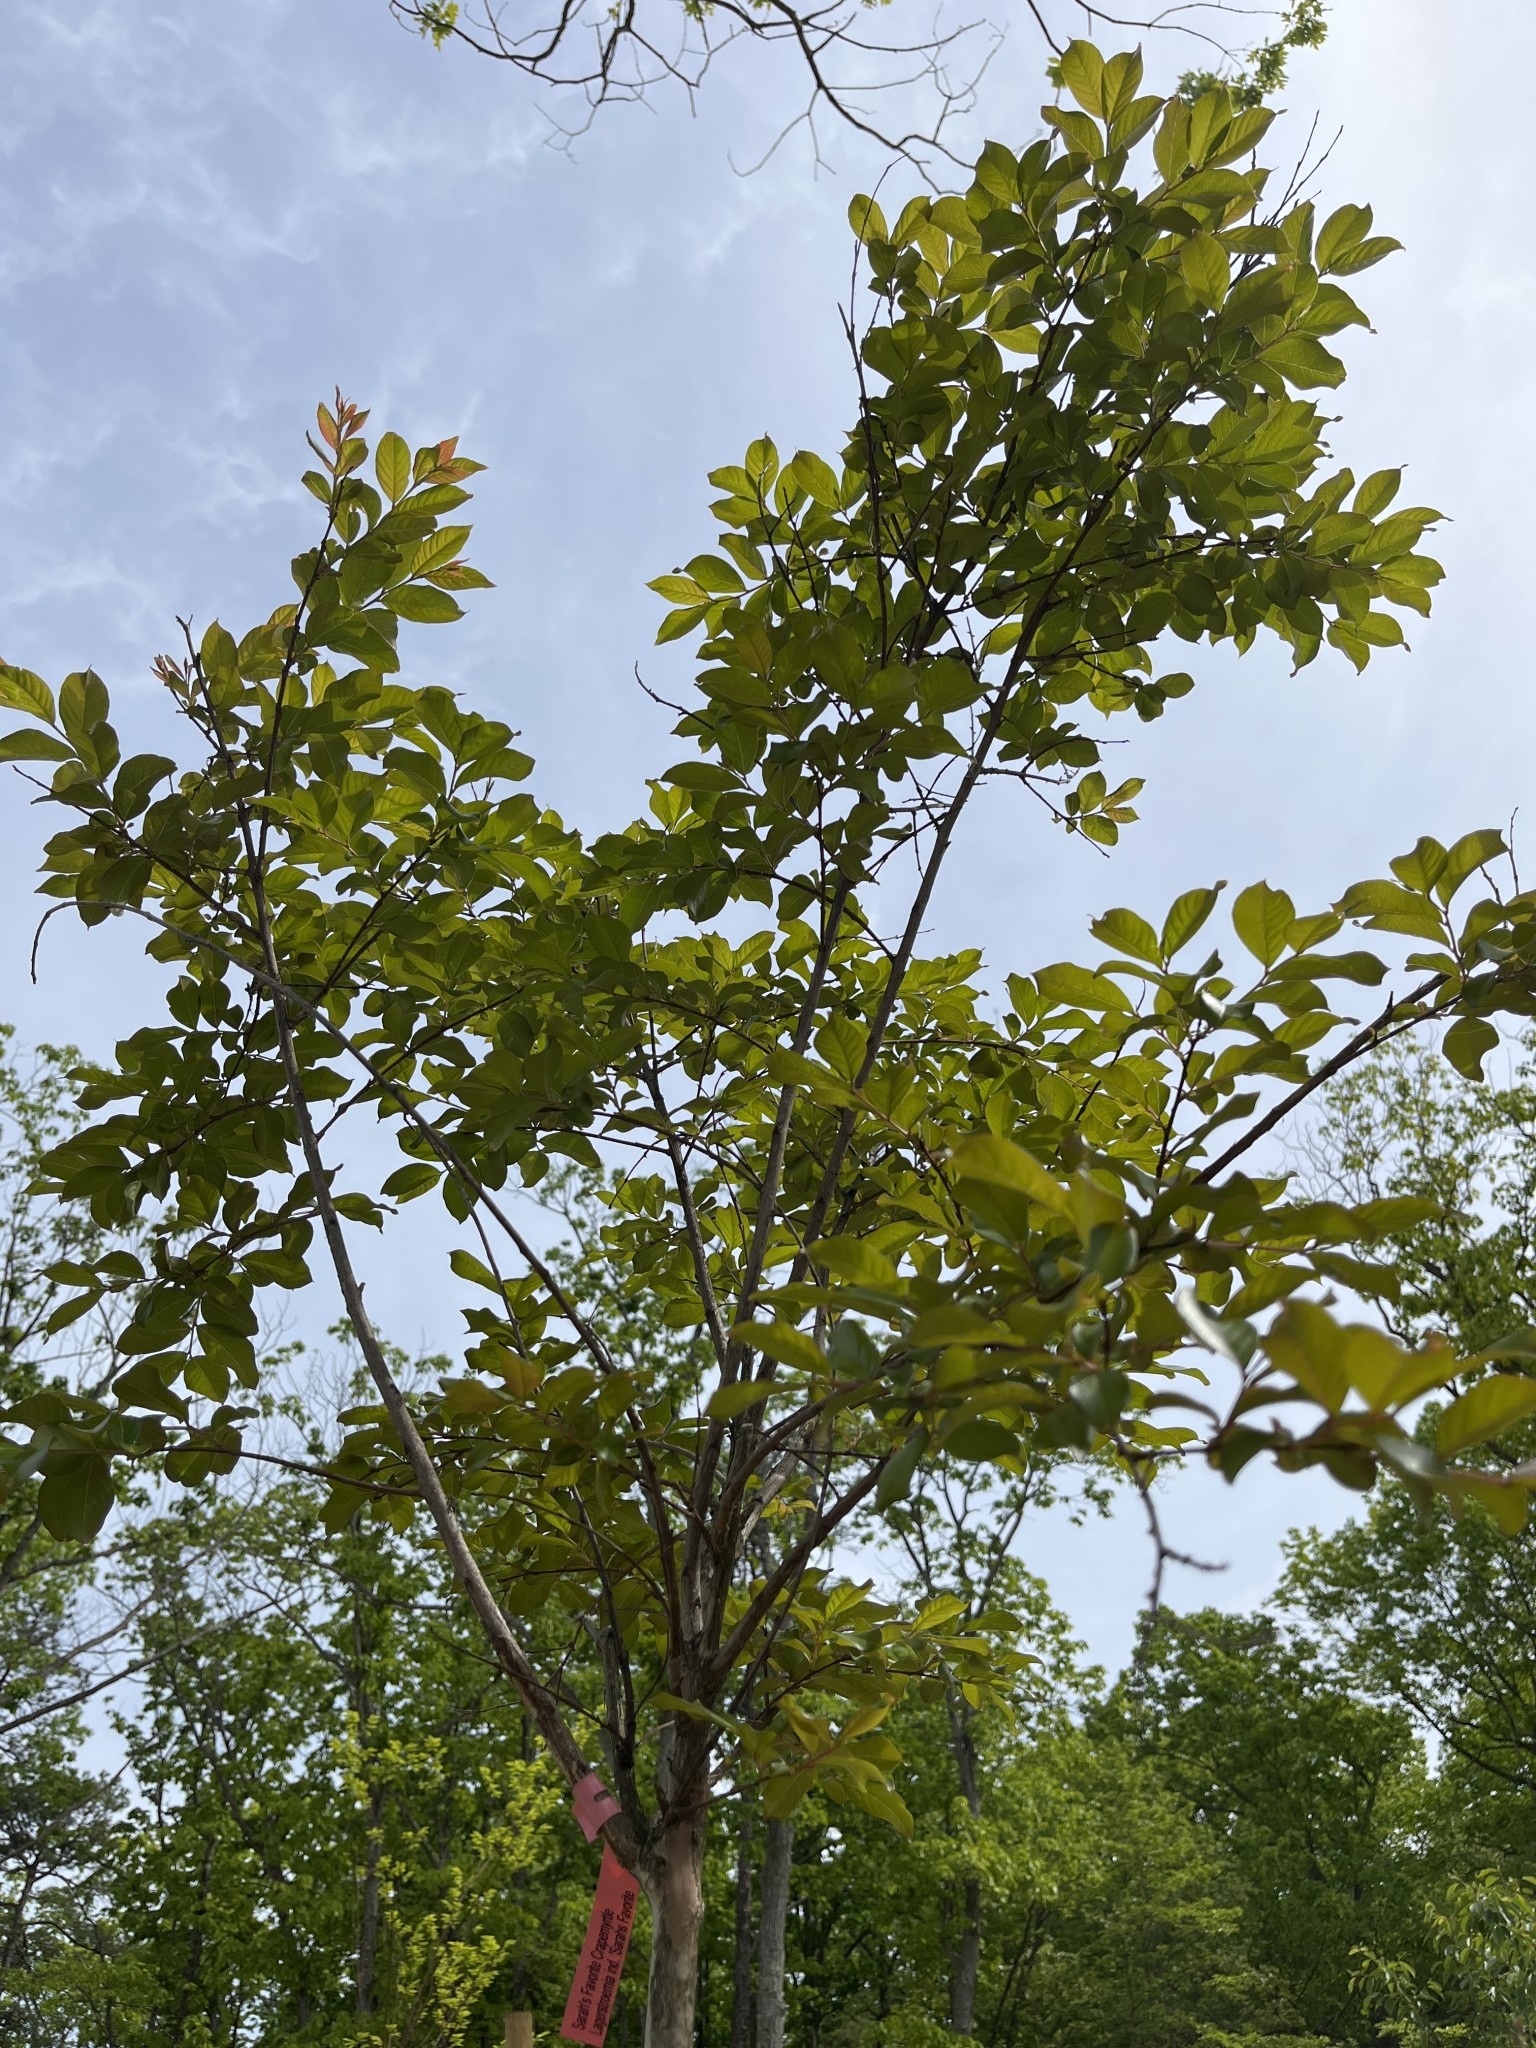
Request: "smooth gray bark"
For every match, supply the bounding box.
[755,1818,794,2048]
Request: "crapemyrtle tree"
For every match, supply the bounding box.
[7,47,1536,2042]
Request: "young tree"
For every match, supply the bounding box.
[7,47,1536,2041]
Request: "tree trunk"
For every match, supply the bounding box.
[644,1809,708,2048]
[755,1819,794,2048]
[947,1706,983,2037]
[347,1536,385,2016]
[355,1787,385,2014]
[731,1804,755,2048]
[948,1874,981,2037]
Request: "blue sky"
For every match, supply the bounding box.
[3,0,1534,1669]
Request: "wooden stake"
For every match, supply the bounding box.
[504,2014,535,2048]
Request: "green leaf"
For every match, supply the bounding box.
[375,431,411,505]
[0,664,54,722]
[37,1454,116,1542]
[684,553,745,595]
[828,1318,882,1377]
[1099,47,1144,121]
[810,1237,898,1288]
[943,1418,1021,1461]
[1263,335,1346,389]
[1326,235,1402,276]
[1337,878,1447,942]
[112,752,176,818]
[649,1693,748,1737]
[1035,961,1132,1013]
[1437,828,1505,904]
[407,525,473,579]
[112,1358,188,1420]
[1314,206,1401,277]
[706,1378,776,1419]
[1057,38,1105,116]
[1263,1300,1349,1414]
[876,1426,928,1509]
[949,1136,1068,1212]
[655,603,713,646]
[383,584,465,624]
[733,1321,823,1376]
[1174,1289,1247,1370]
[846,1777,914,1839]
[848,194,888,245]
[1354,469,1401,518]
[1437,1374,1536,1460]
[762,1771,813,1822]
[1272,949,1386,987]
[1351,1196,1442,1237]
[1162,886,1222,958]
[664,761,740,792]
[1454,1475,1528,1535]
[1337,1323,1419,1408]
[1069,1168,1124,1242]
[59,669,109,742]
[1090,906,1162,965]
[1179,232,1229,309]
[1233,881,1295,968]
[0,728,73,762]
[788,451,841,510]
[913,1592,968,1631]
[449,1247,502,1294]
[1153,98,1191,183]
[382,1162,440,1202]
[1315,203,1372,272]
[1086,1221,1139,1282]
[1443,1015,1499,1082]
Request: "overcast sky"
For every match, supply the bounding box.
[3,0,1532,1671]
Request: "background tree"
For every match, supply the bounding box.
[881,1461,1096,2034]
[1351,1871,1536,2048]
[0,1032,154,2048]
[8,48,1536,2045]
[1297,1037,1536,1355]
[3,1468,613,2048]
[1283,1038,1536,1871]
[1111,1609,1429,2042]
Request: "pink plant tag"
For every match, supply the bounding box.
[561,1844,639,2046]
[572,1771,622,1843]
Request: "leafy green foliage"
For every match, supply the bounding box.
[0,1035,147,2046]
[1352,1872,1536,2047]
[1113,1610,1429,2041]
[1,1477,625,2048]
[0,52,1529,2033]
[1178,0,1331,109]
